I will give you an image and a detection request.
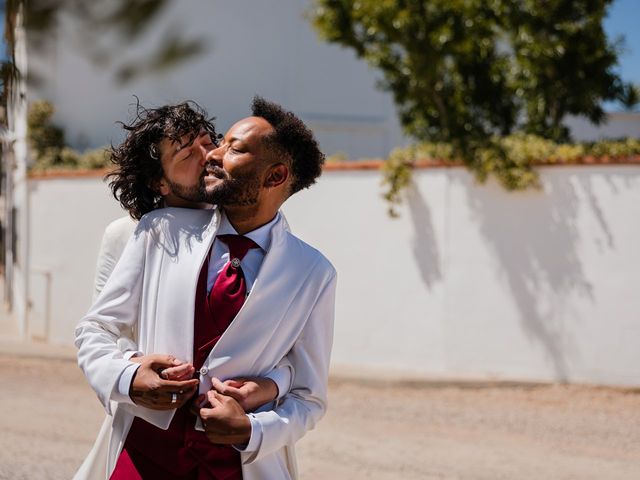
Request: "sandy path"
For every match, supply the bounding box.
[0,355,638,479]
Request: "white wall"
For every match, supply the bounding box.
[25,165,640,386]
[27,177,126,344]
[566,112,640,141]
[28,0,407,160]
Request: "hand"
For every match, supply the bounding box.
[129,354,199,410]
[199,390,251,445]
[210,376,278,413]
[130,355,195,381]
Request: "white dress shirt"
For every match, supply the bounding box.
[206,211,279,294]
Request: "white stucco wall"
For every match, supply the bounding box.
[25,165,640,386]
[26,177,126,342]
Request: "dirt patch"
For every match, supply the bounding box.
[0,355,638,479]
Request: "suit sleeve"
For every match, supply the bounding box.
[264,355,294,401]
[93,218,140,357]
[242,267,337,463]
[75,220,147,414]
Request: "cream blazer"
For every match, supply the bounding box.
[75,207,337,480]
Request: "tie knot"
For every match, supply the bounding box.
[217,234,260,261]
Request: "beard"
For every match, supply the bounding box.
[166,172,208,204]
[202,163,261,207]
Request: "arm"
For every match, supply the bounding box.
[200,269,336,459]
[208,355,294,412]
[93,217,140,358]
[76,220,197,413]
[76,223,148,413]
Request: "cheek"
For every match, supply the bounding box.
[223,156,259,178]
[174,160,202,178]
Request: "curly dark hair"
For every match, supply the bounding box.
[106,100,217,220]
[251,96,325,195]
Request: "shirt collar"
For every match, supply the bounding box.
[217,211,279,252]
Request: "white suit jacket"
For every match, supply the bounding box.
[75,207,337,480]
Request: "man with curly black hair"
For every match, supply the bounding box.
[94,101,218,299]
[107,100,217,220]
[76,97,336,480]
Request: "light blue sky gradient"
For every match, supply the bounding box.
[604,0,640,84]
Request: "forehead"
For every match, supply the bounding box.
[158,129,204,156]
[225,116,274,142]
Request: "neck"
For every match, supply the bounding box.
[164,195,209,210]
[224,204,278,234]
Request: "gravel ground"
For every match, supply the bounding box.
[0,354,639,480]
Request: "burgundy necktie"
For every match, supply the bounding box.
[193,234,260,369]
[209,234,260,330]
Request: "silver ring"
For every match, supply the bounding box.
[171,393,178,404]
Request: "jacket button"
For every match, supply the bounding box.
[199,366,209,375]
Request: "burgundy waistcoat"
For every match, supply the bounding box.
[110,256,243,480]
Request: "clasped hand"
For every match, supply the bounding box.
[129,355,278,445]
[129,354,199,410]
[197,377,278,445]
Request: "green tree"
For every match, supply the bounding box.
[311,0,637,189]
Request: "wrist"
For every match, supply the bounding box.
[268,378,278,401]
[237,414,252,444]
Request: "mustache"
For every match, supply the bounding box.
[204,162,227,179]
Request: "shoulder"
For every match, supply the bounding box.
[138,207,215,234]
[102,215,137,244]
[283,230,337,280]
[273,212,336,279]
[98,215,137,260]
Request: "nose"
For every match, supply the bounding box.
[206,144,223,167]
[193,137,213,166]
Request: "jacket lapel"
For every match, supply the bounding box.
[200,212,318,377]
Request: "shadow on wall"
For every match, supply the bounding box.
[406,182,442,289]
[457,169,631,381]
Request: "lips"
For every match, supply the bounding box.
[204,164,227,180]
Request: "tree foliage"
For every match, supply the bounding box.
[311,0,638,191]
[27,99,110,170]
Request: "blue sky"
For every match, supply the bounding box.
[1,2,639,105]
[604,0,640,85]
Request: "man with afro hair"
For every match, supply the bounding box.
[76,97,336,480]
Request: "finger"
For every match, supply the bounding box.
[215,383,244,401]
[174,387,198,408]
[157,378,199,391]
[206,390,224,407]
[161,364,195,380]
[224,379,246,389]
[174,384,198,398]
[212,378,245,397]
[164,386,189,405]
[210,377,229,394]
[149,355,184,369]
[199,406,214,421]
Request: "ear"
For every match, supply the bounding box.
[152,177,171,197]
[264,163,289,188]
